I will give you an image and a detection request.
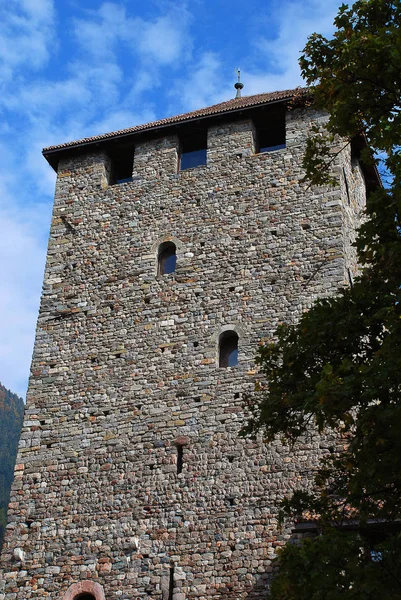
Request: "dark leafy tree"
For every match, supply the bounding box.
[243,1,401,597]
[0,383,24,548]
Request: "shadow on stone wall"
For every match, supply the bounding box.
[244,573,272,599]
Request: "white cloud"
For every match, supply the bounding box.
[0,176,50,398]
[0,1,56,396]
[72,2,125,60]
[127,70,158,99]
[20,0,54,23]
[168,52,229,113]
[73,2,192,68]
[135,12,192,65]
[161,0,342,116]
[0,0,55,79]
[244,0,341,94]
[3,78,93,116]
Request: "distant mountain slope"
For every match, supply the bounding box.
[0,383,24,548]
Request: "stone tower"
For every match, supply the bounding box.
[0,90,372,600]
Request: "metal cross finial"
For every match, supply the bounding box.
[234,68,244,99]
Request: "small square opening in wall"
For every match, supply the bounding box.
[109,145,134,185]
[254,108,286,153]
[179,130,207,170]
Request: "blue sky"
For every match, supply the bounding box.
[0,0,342,398]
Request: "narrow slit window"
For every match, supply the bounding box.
[168,565,175,600]
[348,268,354,288]
[219,331,239,368]
[343,167,351,204]
[176,445,183,474]
[180,130,207,170]
[254,109,286,153]
[158,242,176,276]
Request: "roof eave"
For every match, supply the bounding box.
[42,92,304,171]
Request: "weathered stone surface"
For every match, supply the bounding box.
[0,102,366,599]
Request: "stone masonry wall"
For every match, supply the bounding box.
[0,106,365,600]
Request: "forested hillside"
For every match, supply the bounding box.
[0,383,24,548]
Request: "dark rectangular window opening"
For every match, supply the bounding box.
[351,138,360,169]
[177,445,183,474]
[168,565,175,600]
[180,130,207,170]
[254,109,286,154]
[109,145,134,185]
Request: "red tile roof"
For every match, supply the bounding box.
[43,88,307,156]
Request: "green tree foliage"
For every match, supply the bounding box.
[0,383,24,548]
[243,1,401,597]
[269,529,401,599]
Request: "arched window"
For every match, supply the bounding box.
[63,581,105,600]
[219,331,239,368]
[158,242,176,275]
